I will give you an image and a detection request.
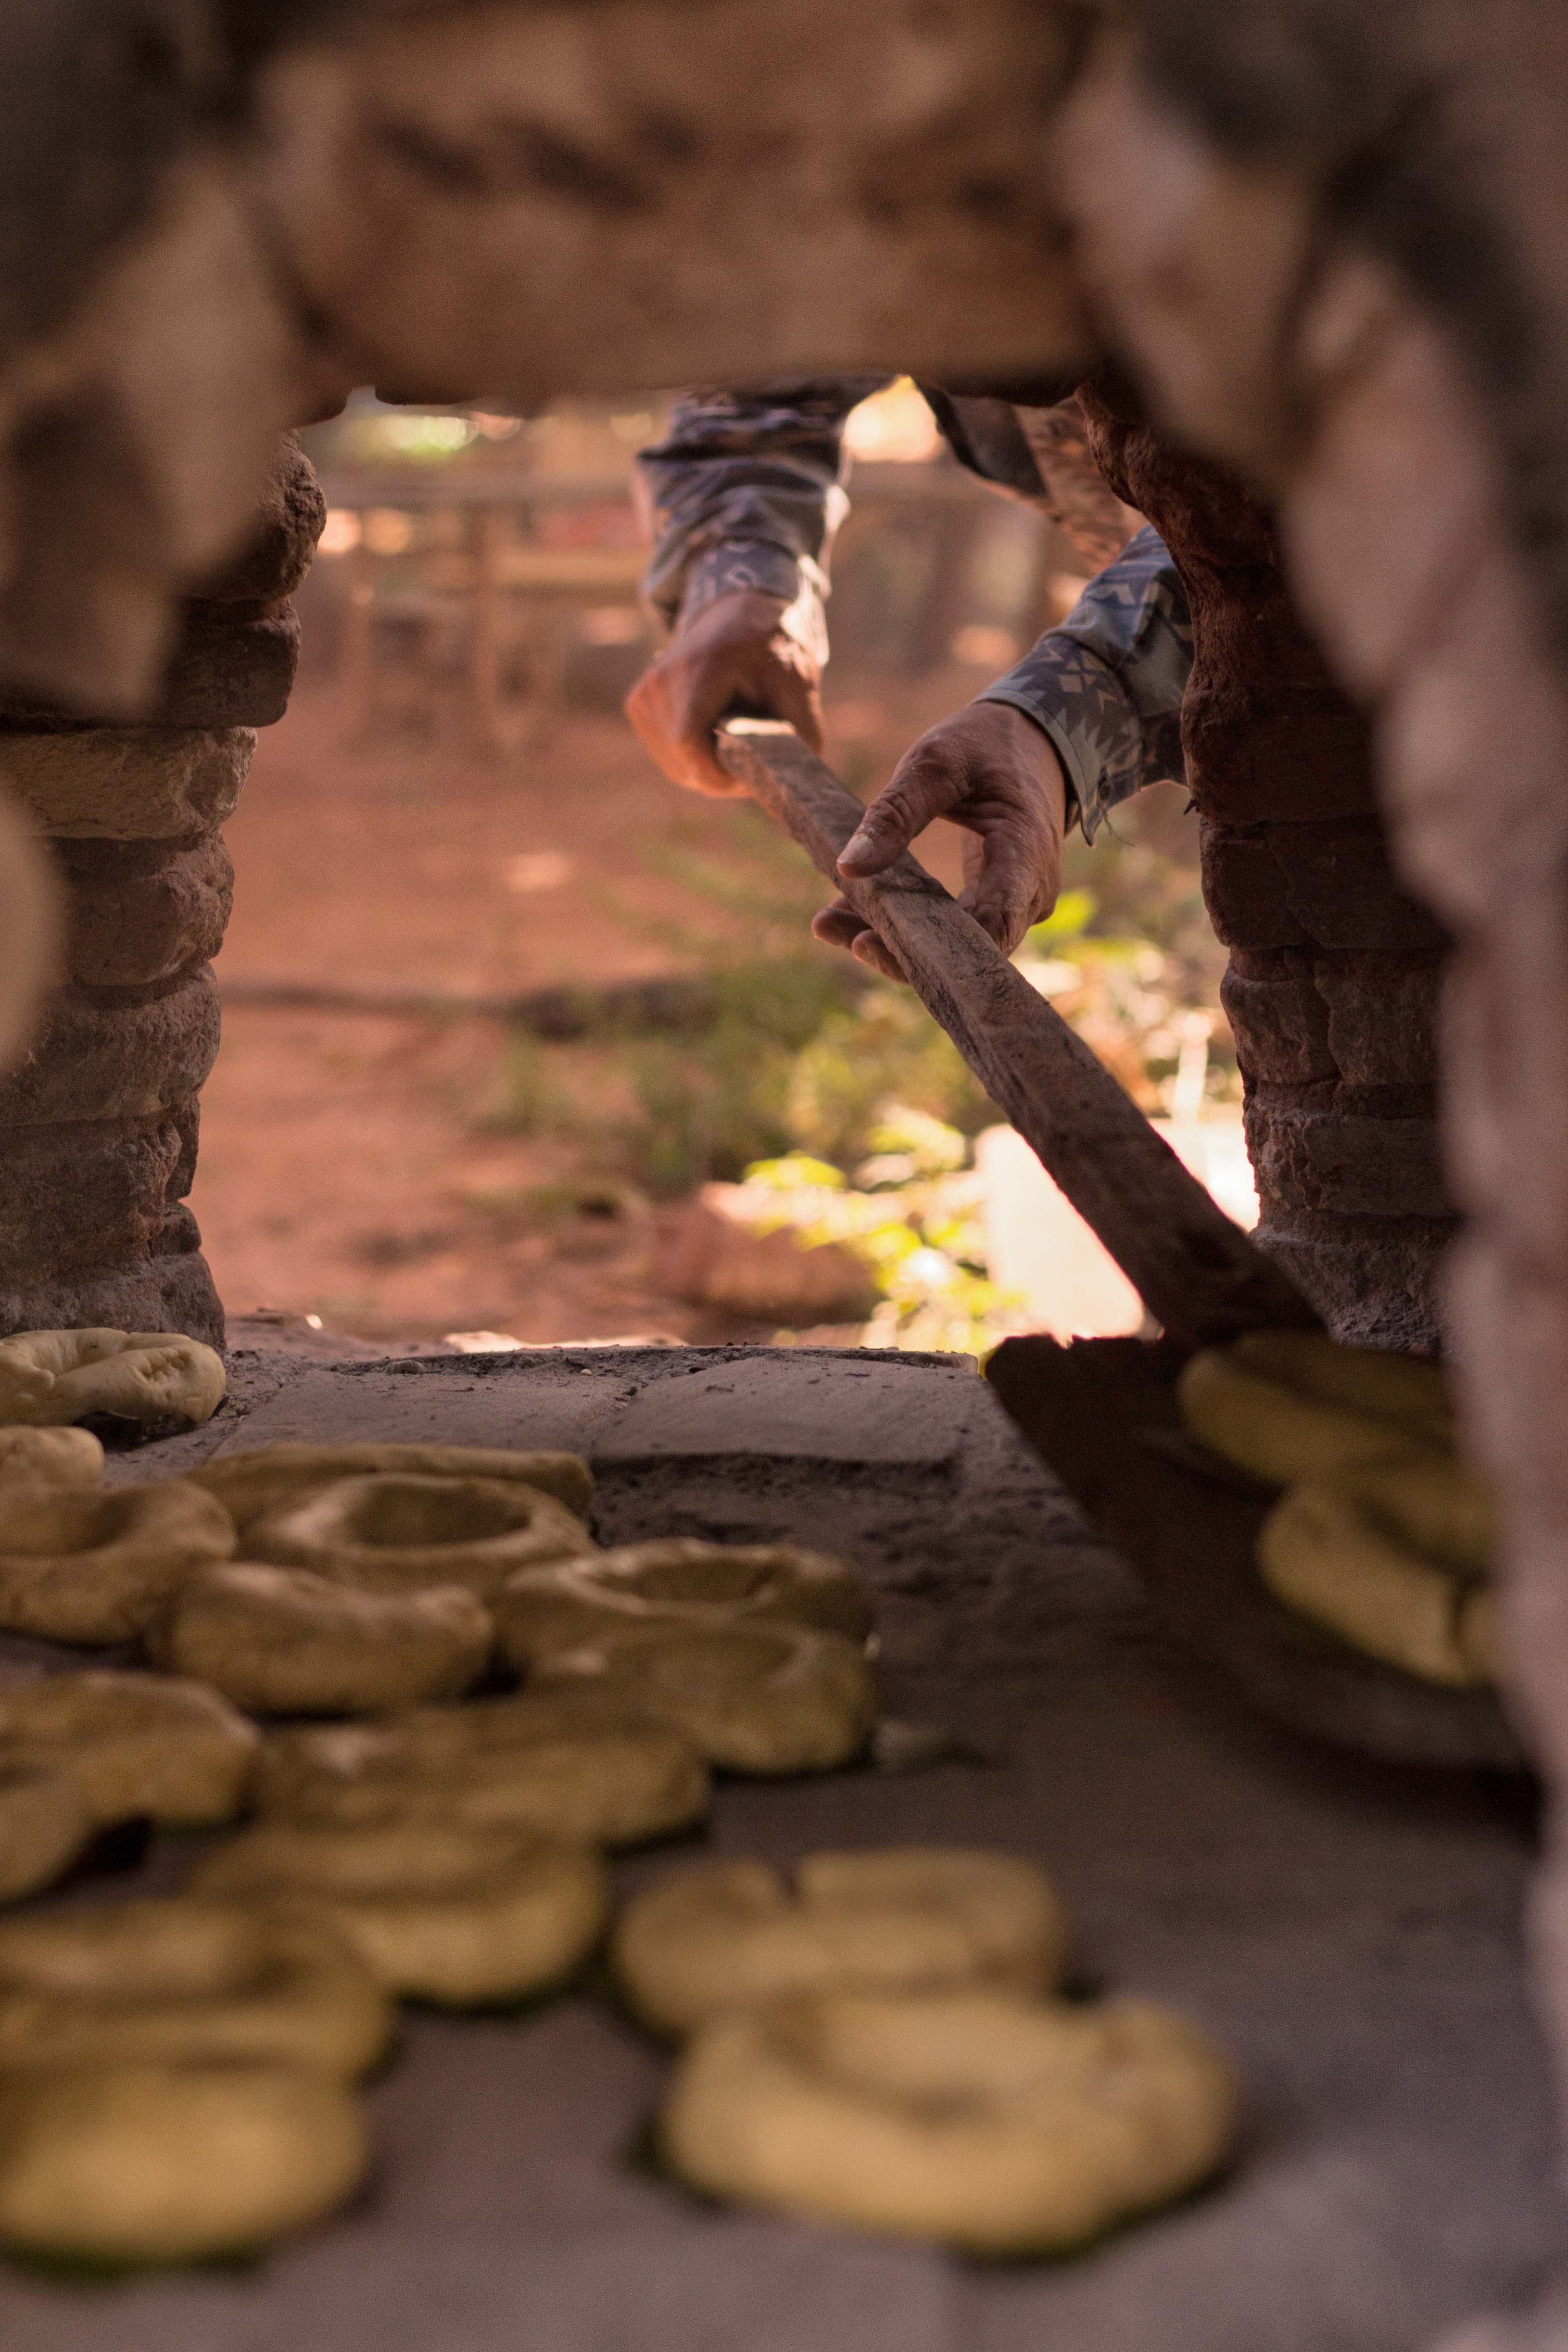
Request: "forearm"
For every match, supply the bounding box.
[976,526,1191,841]
[637,378,886,632]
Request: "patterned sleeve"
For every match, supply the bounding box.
[636,378,888,657]
[975,526,1192,841]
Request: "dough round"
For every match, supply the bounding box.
[0,1329,226,1429]
[498,1538,875,1669]
[1259,1455,1496,1685]
[187,1442,593,1538]
[195,1818,608,2007]
[0,1671,259,1825]
[0,1427,103,1488]
[256,1690,711,1849]
[533,1622,879,1776]
[152,1563,494,1716]
[1178,1342,1444,1486]
[0,1897,392,2078]
[0,1480,236,1644]
[614,1849,1068,2037]
[1231,1330,1453,1450]
[244,1472,595,1597]
[0,2062,369,2264]
[0,1769,97,1903]
[662,1987,1240,2253]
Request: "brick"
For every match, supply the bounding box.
[0,1246,222,1349]
[0,969,220,1125]
[0,1116,187,1275]
[190,439,326,605]
[1272,818,1450,951]
[1244,1098,1453,1220]
[55,835,233,988]
[0,605,299,731]
[1220,953,1338,1083]
[0,727,254,839]
[1201,823,1306,947]
[1311,950,1444,1087]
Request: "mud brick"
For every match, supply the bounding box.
[1245,1097,1453,1220]
[1220,951,1338,1083]
[0,727,254,839]
[1273,818,1450,951]
[0,969,220,1126]
[0,1115,187,1274]
[1200,822,1307,946]
[54,835,233,988]
[1312,950,1445,1087]
[191,438,326,604]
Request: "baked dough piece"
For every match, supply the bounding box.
[0,1330,225,1428]
[244,1472,595,1597]
[195,1818,608,2007]
[1178,1336,1449,1485]
[256,1690,710,1849]
[0,1770,97,1904]
[0,1898,392,2078]
[0,2062,369,2264]
[497,1539,875,1668]
[151,1563,494,1716]
[186,1442,593,1538]
[662,1986,1240,2253]
[0,1671,258,1826]
[0,1427,103,1488]
[0,1480,236,1644]
[533,1622,879,1776]
[614,1850,1068,2037]
[1259,1454,1497,1685]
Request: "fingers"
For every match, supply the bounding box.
[624,661,743,797]
[837,740,968,880]
[809,901,906,982]
[625,590,821,799]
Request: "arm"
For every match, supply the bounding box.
[816,527,1191,979]
[628,379,885,793]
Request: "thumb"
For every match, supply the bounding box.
[837,745,965,878]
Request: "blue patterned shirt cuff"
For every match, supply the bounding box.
[976,525,1191,842]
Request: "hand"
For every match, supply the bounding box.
[625,589,825,796]
[812,701,1068,982]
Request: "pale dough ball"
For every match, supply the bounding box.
[0,1897,392,2078]
[256,1689,711,1849]
[0,1480,235,1644]
[0,1427,103,1488]
[195,1817,608,2007]
[152,1563,494,1716]
[614,1849,1068,2036]
[1259,1454,1496,1684]
[0,2062,368,2264]
[243,1471,595,1597]
[498,1538,874,1667]
[532,1621,879,1775]
[0,1329,225,1428]
[0,1770,97,1904]
[1179,1337,1449,1486]
[663,1986,1240,2253]
[186,1442,592,1538]
[0,1671,259,1826]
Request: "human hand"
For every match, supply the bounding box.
[625,589,824,796]
[811,701,1068,981]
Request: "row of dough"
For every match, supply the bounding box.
[0,1845,1240,2265]
[1178,1330,1497,1687]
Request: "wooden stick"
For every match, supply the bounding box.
[717,719,1317,1348]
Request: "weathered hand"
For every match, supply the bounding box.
[625,589,825,796]
[811,701,1068,982]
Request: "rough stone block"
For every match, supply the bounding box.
[54,834,233,987]
[1185,696,1379,823]
[190,438,325,605]
[1312,951,1444,1088]
[0,969,220,1125]
[1253,1211,1456,1352]
[0,605,299,732]
[0,1246,223,1350]
[1273,818,1450,952]
[1220,953,1338,1083]
[0,727,254,839]
[154,602,301,728]
[1200,823,1307,947]
[0,1115,186,1275]
[1245,1097,1453,1220]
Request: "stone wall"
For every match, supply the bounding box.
[0,438,323,1343]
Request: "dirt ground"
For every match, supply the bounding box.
[193,674,979,1346]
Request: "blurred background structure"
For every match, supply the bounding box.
[199,383,1246,1356]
